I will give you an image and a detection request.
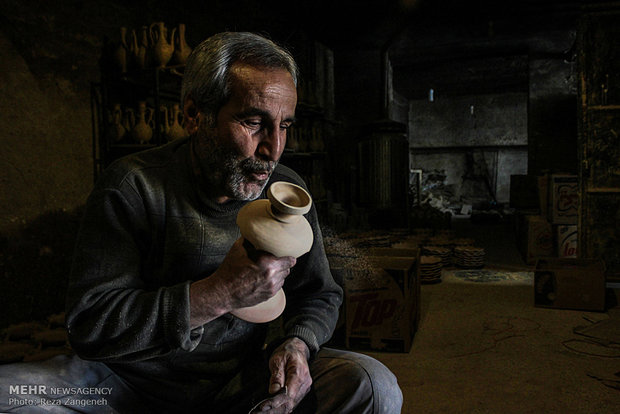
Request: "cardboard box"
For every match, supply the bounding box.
[549,174,579,224]
[516,214,554,265]
[367,248,419,316]
[534,258,606,311]
[556,225,578,258]
[337,254,419,353]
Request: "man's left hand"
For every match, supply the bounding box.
[253,337,312,413]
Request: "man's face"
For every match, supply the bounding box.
[193,63,297,202]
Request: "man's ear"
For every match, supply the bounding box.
[183,96,199,135]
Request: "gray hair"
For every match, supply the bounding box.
[181,32,298,117]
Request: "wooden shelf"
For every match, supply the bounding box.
[282,151,327,158]
[586,187,620,193]
[586,105,620,111]
[410,144,527,153]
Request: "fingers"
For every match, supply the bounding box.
[269,359,285,394]
[249,249,296,298]
[215,238,297,309]
[249,388,289,413]
[254,251,296,272]
[264,340,312,413]
[282,359,312,406]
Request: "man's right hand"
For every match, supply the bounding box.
[189,238,295,327]
[214,238,296,309]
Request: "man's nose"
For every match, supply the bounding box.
[257,127,285,161]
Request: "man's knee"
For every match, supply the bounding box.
[345,353,402,413]
[314,349,403,413]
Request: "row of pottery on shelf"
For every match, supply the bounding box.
[112,22,192,73]
[105,102,188,144]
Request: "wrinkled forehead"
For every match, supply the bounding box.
[227,64,297,109]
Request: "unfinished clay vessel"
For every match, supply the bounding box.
[167,103,188,140]
[113,27,129,74]
[130,101,153,144]
[150,22,175,68]
[106,103,126,142]
[172,23,192,65]
[232,181,313,323]
[130,26,149,70]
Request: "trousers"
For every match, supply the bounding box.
[0,348,402,413]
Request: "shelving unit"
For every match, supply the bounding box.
[577,9,620,281]
[280,39,336,221]
[91,66,184,181]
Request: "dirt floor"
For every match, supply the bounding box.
[365,216,620,414]
[368,279,620,413]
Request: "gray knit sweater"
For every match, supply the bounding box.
[65,138,342,410]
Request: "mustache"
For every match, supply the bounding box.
[240,158,277,174]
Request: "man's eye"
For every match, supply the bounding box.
[243,120,262,128]
[280,123,293,130]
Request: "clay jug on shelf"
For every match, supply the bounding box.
[150,22,175,68]
[233,182,314,323]
[122,107,133,134]
[130,101,153,144]
[140,26,151,68]
[172,23,192,65]
[167,103,187,140]
[106,103,126,142]
[113,27,129,74]
[130,27,148,70]
[160,105,170,140]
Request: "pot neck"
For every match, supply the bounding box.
[267,203,302,223]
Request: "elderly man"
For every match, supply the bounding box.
[0,32,402,413]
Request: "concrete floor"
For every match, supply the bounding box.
[366,216,620,414]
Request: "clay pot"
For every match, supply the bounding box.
[113,27,129,73]
[167,103,188,140]
[233,182,313,323]
[130,27,149,70]
[106,103,126,142]
[172,23,192,65]
[129,101,153,144]
[150,22,175,68]
[160,105,170,140]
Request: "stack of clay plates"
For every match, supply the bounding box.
[421,245,452,267]
[453,246,485,268]
[419,255,443,284]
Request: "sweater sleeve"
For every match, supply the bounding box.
[65,183,202,363]
[279,203,343,357]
